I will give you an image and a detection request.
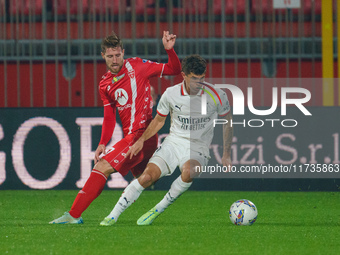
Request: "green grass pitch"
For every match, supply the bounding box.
[1,190,339,255]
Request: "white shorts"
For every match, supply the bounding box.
[148,136,210,178]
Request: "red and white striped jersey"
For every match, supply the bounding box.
[98,49,181,145]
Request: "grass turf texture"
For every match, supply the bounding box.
[0,190,339,255]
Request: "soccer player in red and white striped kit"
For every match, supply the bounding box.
[50,31,181,224]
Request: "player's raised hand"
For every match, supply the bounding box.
[162,31,176,50]
[94,144,106,164]
[126,139,145,159]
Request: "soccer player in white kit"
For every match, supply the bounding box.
[100,54,233,226]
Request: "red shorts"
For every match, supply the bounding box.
[102,130,158,177]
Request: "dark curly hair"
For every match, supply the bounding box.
[181,54,207,76]
[101,32,124,53]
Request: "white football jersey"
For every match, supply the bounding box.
[157,81,230,148]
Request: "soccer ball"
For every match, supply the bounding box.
[229,199,258,226]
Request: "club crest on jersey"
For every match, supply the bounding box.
[115,88,129,106]
[128,70,135,79]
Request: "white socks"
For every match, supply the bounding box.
[107,179,144,220]
[107,175,192,221]
[155,175,192,213]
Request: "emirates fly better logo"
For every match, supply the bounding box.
[200,84,312,128]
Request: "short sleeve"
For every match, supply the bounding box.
[156,90,170,117]
[217,90,231,116]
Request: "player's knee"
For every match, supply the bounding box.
[94,159,115,177]
[138,163,162,188]
[181,168,194,183]
[182,163,201,182]
[138,172,155,188]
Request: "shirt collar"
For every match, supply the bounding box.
[181,81,204,96]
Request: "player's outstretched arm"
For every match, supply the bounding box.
[126,114,166,159]
[162,31,176,50]
[222,112,233,167]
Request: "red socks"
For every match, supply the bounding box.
[69,170,107,218]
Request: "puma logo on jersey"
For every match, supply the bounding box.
[175,105,182,111]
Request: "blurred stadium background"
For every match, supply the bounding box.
[0,0,340,191]
[1,0,339,107]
